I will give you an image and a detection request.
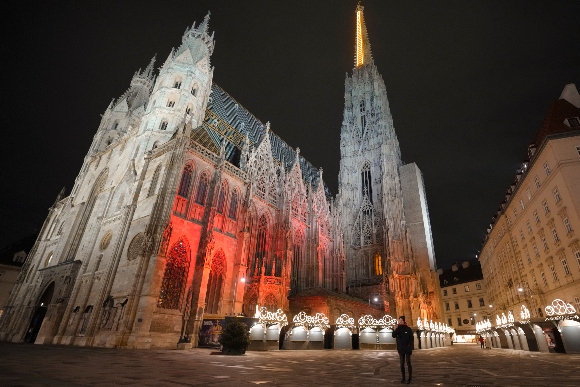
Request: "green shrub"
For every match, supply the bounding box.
[219,319,250,355]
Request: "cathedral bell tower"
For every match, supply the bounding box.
[338,4,412,317]
[139,11,215,151]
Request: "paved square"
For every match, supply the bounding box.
[1,342,579,386]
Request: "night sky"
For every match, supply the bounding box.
[2,1,579,269]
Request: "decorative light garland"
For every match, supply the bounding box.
[519,304,530,323]
[544,298,579,321]
[335,313,355,329]
[358,314,398,329]
[476,320,492,334]
[255,307,288,327]
[292,311,330,330]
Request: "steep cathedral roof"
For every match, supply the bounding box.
[191,84,332,198]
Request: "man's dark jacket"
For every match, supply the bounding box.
[392,324,414,354]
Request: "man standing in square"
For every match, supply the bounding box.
[392,316,414,384]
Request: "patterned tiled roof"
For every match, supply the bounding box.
[192,84,332,198]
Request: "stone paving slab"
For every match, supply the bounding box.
[1,342,580,386]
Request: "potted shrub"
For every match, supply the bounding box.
[219,319,250,355]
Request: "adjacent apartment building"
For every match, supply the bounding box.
[478,84,580,352]
[439,261,487,340]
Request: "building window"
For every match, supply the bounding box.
[159,121,168,130]
[551,228,559,243]
[448,318,452,326]
[550,265,558,282]
[575,297,580,312]
[361,162,372,202]
[174,80,181,89]
[166,100,175,108]
[553,188,561,203]
[205,250,226,314]
[520,230,525,241]
[454,302,459,310]
[443,289,447,296]
[452,287,457,294]
[186,106,191,114]
[191,87,197,96]
[476,283,481,290]
[533,244,540,257]
[359,100,366,132]
[374,252,383,276]
[532,276,538,287]
[147,164,161,197]
[575,248,580,269]
[228,191,239,220]
[576,145,580,156]
[541,237,549,251]
[533,210,540,224]
[157,238,190,310]
[562,259,571,276]
[526,189,531,200]
[543,162,551,176]
[526,251,532,265]
[464,285,470,292]
[527,221,532,233]
[568,117,580,127]
[467,300,473,308]
[479,298,485,307]
[563,218,573,234]
[457,317,462,326]
[517,257,524,271]
[216,183,227,214]
[507,215,512,227]
[112,120,119,130]
[534,176,541,189]
[541,271,548,287]
[194,173,209,205]
[520,199,525,210]
[542,200,550,215]
[250,215,268,276]
[445,302,450,311]
[177,165,193,198]
[513,208,518,218]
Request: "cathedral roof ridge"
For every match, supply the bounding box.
[201,83,332,199]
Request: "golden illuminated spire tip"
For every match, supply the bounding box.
[354,2,372,68]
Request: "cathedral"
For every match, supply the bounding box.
[0,5,441,348]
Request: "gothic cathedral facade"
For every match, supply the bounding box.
[0,6,441,348]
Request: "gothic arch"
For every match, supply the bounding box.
[264,293,278,312]
[193,170,211,205]
[157,237,191,310]
[216,179,229,215]
[65,168,108,261]
[228,187,240,220]
[177,163,195,198]
[250,214,269,276]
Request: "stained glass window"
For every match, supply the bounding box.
[361,161,372,203]
[228,190,238,220]
[374,252,382,275]
[177,165,193,198]
[216,182,227,214]
[205,251,226,314]
[251,215,268,276]
[157,239,190,310]
[194,173,209,205]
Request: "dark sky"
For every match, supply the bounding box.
[2,1,579,269]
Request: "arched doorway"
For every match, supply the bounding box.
[24,282,54,343]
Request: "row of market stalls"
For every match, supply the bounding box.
[476,299,580,354]
[246,307,454,350]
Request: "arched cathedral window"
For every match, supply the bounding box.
[361,161,372,204]
[374,252,383,276]
[228,190,239,220]
[290,229,305,295]
[360,99,366,132]
[160,121,168,131]
[205,250,226,314]
[147,164,161,198]
[157,238,190,310]
[251,215,268,276]
[177,165,193,198]
[216,182,228,214]
[194,172,210,205]
[264,293,277,312]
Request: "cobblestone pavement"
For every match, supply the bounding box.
[1,342,579,386]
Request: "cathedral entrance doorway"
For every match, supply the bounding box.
[24,282,54,343]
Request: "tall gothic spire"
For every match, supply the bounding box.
[355,3,373,68]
